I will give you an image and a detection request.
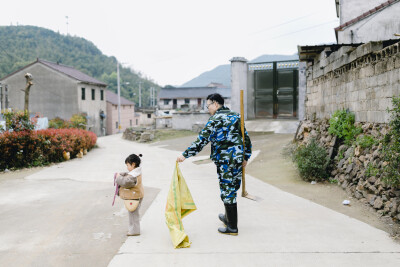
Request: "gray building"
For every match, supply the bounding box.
[0,59,107,135]
[158,84,231,110]
[335,0,400,44]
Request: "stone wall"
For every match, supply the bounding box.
[295,119,400,222]
[172,112,210,130]
[305,40,400,123]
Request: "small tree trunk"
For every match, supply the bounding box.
[24,73,33,113]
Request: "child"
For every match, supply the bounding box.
[115,153,144,236]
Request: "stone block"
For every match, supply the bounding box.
[375,61,388,75]
[355,45,365,59]
[361,41,383,56]
[357,111,367,122]
[349,49,358,62]
[338,46,353,56]
[359,90,367,101]
[377,73,388,86]
[395,54,400,69]
[383,86,393,98]
[140,132,154,142]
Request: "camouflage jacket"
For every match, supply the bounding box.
[182,106,252,164]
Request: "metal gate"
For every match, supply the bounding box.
[251,61,299,119]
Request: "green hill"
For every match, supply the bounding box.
[0,25,159,107]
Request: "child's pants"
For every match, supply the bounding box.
[128,199,142,235]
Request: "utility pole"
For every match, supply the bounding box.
[0,83,2,112]
[117,62,121,132]
[65,16,69,35]
[138,81,142,107]
[150,87,155,107]
[150,87,152,107]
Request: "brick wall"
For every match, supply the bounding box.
[305,40,400,123]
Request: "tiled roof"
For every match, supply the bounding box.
[106,90,135,105]
[158,86,231,99]
[335,0,400,32]
[39,59,107,86]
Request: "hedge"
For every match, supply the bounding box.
[0,128,97,170]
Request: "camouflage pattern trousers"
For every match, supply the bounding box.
[216,162,243,204]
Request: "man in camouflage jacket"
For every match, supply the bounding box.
[177,93,252,235]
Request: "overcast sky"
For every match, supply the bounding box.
[1,0,339,86]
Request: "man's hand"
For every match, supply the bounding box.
[176,155,186,163]
[242,160,247,168]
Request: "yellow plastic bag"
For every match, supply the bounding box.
[165,162,197,248]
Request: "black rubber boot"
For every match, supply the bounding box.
[218,203,238,235]
[218,213,227,225]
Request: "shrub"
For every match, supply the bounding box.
[70,113,87,129]
[0,128,97,170]
[1,110,35,132]
[49,117,71,129]
[328,109,361,145]
[293,139,329,181]
[49,114,87,129]
[380,97,400,186]
[355,135,376,149]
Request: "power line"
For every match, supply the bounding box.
[267,19,338,40]
[252,12,318,35]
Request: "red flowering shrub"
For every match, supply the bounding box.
[0,128,97,170]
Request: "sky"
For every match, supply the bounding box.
[0,0,339,86]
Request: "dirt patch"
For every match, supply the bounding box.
[153,131,400,240]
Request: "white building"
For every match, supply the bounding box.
[158,84,231,111]
[335,0,400,44]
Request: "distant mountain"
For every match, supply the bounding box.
[180,54,298,87]
[181,64,230,88]
[249,54,298,63]
[0,25,159,107]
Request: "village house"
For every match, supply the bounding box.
[335,0,400,44]
[135,107,156,126]
[106,90,136,135]
[297,0,400,123]
[158,83,231,111]
[0,59,107,136]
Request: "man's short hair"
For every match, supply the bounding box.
[207,93,224,105]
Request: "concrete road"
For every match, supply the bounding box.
[0,134,159,267]
[108,135,400,267]
[1,133,400,266]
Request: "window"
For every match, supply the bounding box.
[91,89,95,100]
[100,90,104,100]
[130,120,132,126]
[81,88,85,100]
[184,98,190,104]
[147,114,151,118]
[136,119,138,125]
[115,122,118,129]
[164,99,170,105]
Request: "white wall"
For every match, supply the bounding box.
[338,2,400,43]
[172,112,210,130]
[78,85,107,135]
[339,0,384,24]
